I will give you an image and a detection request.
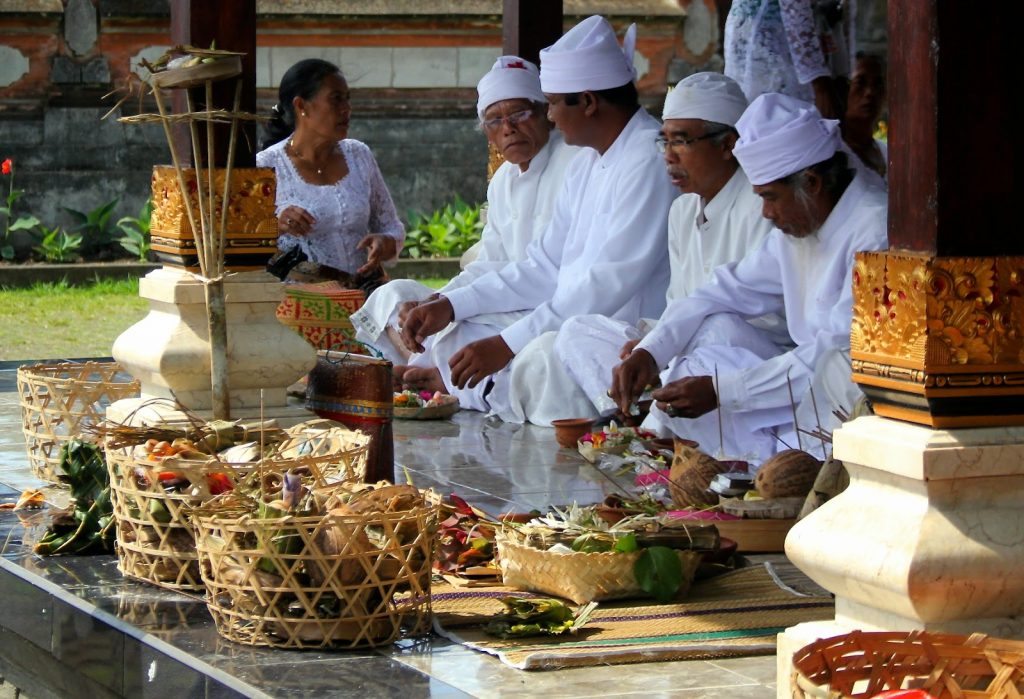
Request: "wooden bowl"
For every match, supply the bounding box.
[551,418,595,449]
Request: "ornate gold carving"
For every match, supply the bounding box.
[852,251,1024,425]
[150,166,278,241]
[853,252,1024,369]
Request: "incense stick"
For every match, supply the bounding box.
[786,368,803,451]
[714,364,724,459]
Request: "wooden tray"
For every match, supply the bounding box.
[150,55,242,88]
[713,518,796,553]
[393,396,459,420]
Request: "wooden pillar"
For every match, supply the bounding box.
[502,0,563,66]
[169,0,257,167]
[850,0,1022,427]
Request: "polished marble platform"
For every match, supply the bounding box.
[0,360,780,698]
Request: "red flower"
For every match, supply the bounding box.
[1,159,11,175]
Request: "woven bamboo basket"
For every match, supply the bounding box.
[106,433,369,591]
[791,630,1024,698]
[192,495,438,649]
[496,530,702,604]
[17,362,140,481]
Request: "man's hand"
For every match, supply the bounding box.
[448,335,514,389]
[651,375,717,419]
[400,297,455,353]
[356,234,398,274]
[618,338,640,360]
[610,348,660,414]
[397,293,440,326]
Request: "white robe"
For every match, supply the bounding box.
[351,133,578,364]
[637,171,888,462]
[555,167,777,415]
[438,108,678,424]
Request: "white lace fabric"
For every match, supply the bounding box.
[256,139,404,274]
[725,0,854,103]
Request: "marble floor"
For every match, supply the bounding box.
[0,359,781,698]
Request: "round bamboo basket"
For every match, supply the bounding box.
[17,361,140,482]
[497,530,702,604]
[106,438,368,591]
[791,630,1024,698]
[192,497,438,649]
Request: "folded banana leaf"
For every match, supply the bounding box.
[485,597,597,639]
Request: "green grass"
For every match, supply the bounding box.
[0,279,149,361]
[0,275,453,362]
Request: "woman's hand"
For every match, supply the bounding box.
[278,206,315,236]
[356,234,398,274]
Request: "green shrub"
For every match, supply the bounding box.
[401,195,484,259]
[117,198,153,261]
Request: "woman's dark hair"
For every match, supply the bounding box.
[261,58,342,150]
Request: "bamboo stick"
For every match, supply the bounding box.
[205,80,217,275]
[152,86,206,274]
[219,79,243,268]
[184,91,211,276]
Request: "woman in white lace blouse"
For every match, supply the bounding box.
[257,59,404,290]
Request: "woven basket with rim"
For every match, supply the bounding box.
[791,630,1024,698]
[17,361,140,481]
[497,530,702,604]
[192,494,438,649]
[106,434,368,591]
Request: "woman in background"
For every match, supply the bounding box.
[258,58,403,291]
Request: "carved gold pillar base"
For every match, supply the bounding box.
[851,251,1024,427]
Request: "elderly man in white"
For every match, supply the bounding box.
[399,15,676,424]
[610,93,888,462]
[351,57,578,372]
[555,72,778,447]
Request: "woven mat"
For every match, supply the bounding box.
[431,562,834,670]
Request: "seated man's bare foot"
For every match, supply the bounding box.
[402,366,446,394]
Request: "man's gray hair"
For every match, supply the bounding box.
[704,120,739,147]
[784,151,854,212]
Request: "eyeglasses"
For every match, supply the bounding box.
[655,129,728,153]
[480,108,534,133]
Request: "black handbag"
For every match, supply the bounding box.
[266,245,307,280]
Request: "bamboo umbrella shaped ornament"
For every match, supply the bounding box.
[118,47,264,419]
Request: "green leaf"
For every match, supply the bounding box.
[613,532,639,553]
[10,215,39,231]
[634,547,683,602]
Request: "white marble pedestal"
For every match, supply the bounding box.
[109,267,316,426]
[776,415,1024,697]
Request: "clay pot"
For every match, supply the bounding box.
[551,418,595,449]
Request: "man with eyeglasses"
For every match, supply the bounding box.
[610,93,887,462]
[352,56,579,389]
[399,15,676,424]
[555,73,778,448]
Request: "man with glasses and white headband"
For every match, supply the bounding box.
[610,93,887,463]
[352,56,578,380]
[555,72,779,456]
[398,15,675,424]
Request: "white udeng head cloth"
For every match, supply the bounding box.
[539,15,637,94]
[476,56,547,118]
[733,93,842,185]
[662,72,748,126]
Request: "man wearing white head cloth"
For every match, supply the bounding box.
[611,92,887,462]
[351,56,578,371]
[554,72,780,437]
[399,16,676,425]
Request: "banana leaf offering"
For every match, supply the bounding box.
[35,440,114,556]
[485,596,597,639]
